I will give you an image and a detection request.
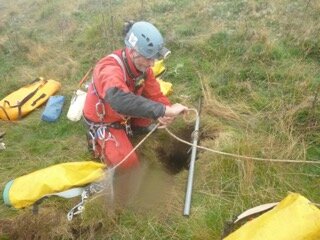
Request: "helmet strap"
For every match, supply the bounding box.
[122,49,144,80]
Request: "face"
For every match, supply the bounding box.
[130,49,155,72]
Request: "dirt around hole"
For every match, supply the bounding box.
[156,124,195,175]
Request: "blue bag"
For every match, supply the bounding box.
[41,95,65,122]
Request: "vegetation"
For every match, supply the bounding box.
[0,0,319,239]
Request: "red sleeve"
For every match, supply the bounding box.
[142,68,171,106]
[93,56,129,99]
[93,56,166,119]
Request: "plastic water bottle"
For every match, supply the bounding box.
[67,89,87,121]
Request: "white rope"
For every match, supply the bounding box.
[165,109,320,165]
[110,123,160,170]
[111,108,320,170]
[164,128,320,164]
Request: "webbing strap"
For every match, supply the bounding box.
[108,53,127,84]
[12,78,47,108]
[0,78,47,120]
[0,105,11,120]
[91,53,127,101]
[91,53,131,123]
[83,116,124,129]
[90,53,132,145]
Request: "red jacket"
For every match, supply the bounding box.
[83,48,170,123]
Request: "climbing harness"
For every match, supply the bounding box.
[86,52,135,161]
[76,52,138,218]
[84,117,122,160]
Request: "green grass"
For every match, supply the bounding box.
[1,0,320,239]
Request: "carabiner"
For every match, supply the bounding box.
[125,124,133,137]
[95,101,105,121]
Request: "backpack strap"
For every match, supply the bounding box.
[0,78,47,120]
[0,105,10,120]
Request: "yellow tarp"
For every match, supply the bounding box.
[3,161,106,209]
[224,193,320,240]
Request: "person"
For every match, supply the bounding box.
[83,21,188,171]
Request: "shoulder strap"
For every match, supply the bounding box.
[111,52,145,93]
[108,53,127,84]
[91,53,128,101]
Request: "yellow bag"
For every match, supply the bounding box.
[224,193,320,240]
[0,77,61,121]
[3,161,106,209]
[157,79,173,96]
[152,59,166,77]
[152,60,173,96]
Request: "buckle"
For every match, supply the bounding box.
[125,124,133,137]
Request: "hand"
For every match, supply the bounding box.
[158,103,188,128]
[158,116,175,128]
[164,103,188,117]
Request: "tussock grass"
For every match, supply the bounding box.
[200,74,240,121]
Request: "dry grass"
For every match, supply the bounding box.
[200,74,240,122]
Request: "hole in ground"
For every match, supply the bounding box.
[156,124,195,175]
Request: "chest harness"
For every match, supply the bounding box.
[85,50,145,161]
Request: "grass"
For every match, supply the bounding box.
[1,0,320,239]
